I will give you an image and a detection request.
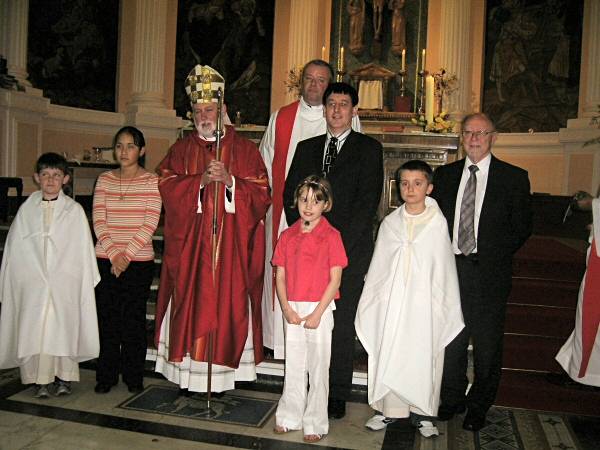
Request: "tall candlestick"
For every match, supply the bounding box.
[339,46,345,72]
[401,49,406,72]
[421,49,426,72]
[322,45,326,61]
[425,74,434,125]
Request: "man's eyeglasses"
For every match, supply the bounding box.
[462,130,496,138]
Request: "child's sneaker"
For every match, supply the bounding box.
[33,384,51,398]
[417,420,439,438]
[365,414,397,431]
[54,379,72,396]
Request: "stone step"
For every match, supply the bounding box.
[513,236,586,282]
[505,303,575,338]
[503,333,565,372]
[509,277,580,308]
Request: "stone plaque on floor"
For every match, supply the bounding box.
[119,385,277,427]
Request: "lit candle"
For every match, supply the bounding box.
[322,45,326,61]
[401,49,406,72]
[425,75,434,125]
[421,49,426,72]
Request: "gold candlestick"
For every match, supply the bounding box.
[398,69,407,97]
[417,70,426,117]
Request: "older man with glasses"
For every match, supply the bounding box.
[430,113,532,432]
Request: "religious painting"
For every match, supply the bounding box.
[174,0,275,125]
[331,0,428,112]
[27,0,119,112]
[482,0,583,133]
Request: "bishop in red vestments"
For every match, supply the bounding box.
[154,65,271,392]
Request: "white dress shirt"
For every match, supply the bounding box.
[452,153,492,254]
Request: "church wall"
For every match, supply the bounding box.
[144,137,170,172]
[567,153,594,194]
[493,152,564,196]
[16,121,39,181]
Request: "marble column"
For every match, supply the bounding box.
[127,0,168,113]
[0,0,33,88]
[284,0,327,104]
[437,0,472,120]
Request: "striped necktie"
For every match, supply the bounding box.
[458,165,479,255]
[323,137,338,175]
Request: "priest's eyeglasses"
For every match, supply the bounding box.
[462,130,496,138]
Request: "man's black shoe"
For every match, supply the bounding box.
[94,382,114,394]
[127,384,145,393]
[328,398,346,419]
[462,410,486,432]
[437,404,466,421]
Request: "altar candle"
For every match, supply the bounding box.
[401,49,406,72]
[421,49,426,72]
[322,45,326,61]
[425,75,434,125]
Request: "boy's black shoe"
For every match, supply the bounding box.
[328,398,346,419]
[437,404,466,421]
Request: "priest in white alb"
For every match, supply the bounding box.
[556,197,600,387]
[260,59,360,358]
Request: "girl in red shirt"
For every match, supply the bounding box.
[272,175,347,443]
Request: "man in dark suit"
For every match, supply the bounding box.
[283,82,383,419]
[431,113,532,431]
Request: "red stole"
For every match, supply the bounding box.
[579,238,600,377]
[269,101,300,308]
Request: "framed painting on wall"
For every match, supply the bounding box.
[482,0,583,133]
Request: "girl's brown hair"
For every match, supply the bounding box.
[293,174,333,212]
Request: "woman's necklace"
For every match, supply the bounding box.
[119,167,140,200]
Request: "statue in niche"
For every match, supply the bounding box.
[373,0,385,42]
[348,0,366,55]
[389,0,406,56]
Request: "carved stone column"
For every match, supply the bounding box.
[284,0,323,104]
[270,0,332,110]
[0,0,33,88]
[437,0,472,120]
[116,0,181,156]
[124,0,168,113]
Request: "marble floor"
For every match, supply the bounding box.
[1,367,599,450]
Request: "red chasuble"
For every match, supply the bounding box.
[155,126,271,368]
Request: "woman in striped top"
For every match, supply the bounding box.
[92,126,162,394]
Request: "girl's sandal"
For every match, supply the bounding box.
[274,425,289,434]
[303,434,326,443]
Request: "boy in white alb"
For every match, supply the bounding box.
[356,160,464,437]
[272,175,347,443]
[0,153,100,398]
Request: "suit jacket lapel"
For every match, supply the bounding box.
[312,135,327,172]
[479,155,499,229]
[446,159,465,236]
